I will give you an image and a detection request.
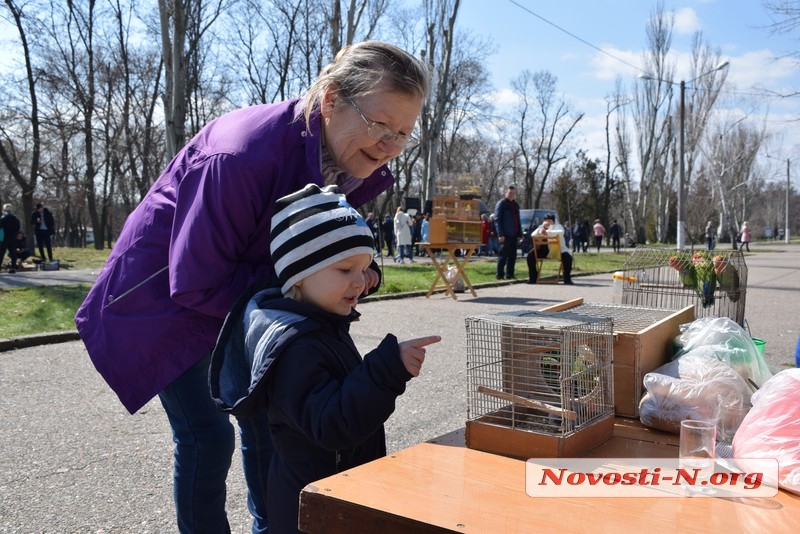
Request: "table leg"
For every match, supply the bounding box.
[424,245,455,299]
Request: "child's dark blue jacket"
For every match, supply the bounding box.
[210,286,411,533]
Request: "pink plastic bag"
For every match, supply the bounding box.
[733,368,800,495]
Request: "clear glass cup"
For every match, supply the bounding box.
[679,419,717,495]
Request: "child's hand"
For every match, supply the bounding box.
[361,267,380,296]
[399,336,441,377]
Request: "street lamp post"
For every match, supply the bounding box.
[766,154,791,244]
[643,62,730,249]
[784,158,790,244]
[678,80,687,250]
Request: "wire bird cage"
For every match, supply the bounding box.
[465,311,614,457]
[619,248,747,325]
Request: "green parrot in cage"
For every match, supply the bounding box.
[692,252,717,308]
[573,346,599,398]
[713,255,740,302]
[669,254,696,287]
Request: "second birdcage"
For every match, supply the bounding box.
[619,247,747,325]
[465,311,614,458]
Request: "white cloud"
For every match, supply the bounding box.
[674,7,701,34]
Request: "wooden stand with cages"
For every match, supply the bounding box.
[423,242,478,300]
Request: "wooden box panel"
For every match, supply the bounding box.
[540,300,695,418]
[465,412,615,459]
[432,195,482,221]
[428,218,482,244]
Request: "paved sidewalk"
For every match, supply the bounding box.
[1,246,798,532]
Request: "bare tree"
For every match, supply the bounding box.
[510,69,583,209]
[0,1,44,234]
[633,1,676,243]
[419,0,461,204]
[158,0,226,159]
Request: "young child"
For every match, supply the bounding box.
[210,184,440,533]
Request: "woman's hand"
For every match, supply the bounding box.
[399,335,442,377]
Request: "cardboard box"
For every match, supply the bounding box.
[540,300,695,418]
[465,412,615,459]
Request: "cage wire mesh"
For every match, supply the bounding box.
[466,311,614,437]
[552,303,685,333]
[620,248,747,325]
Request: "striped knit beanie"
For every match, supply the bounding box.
[270,184,375,294]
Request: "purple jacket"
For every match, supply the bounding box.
[75,98,394,414]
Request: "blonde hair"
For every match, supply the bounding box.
[303,40,431,124]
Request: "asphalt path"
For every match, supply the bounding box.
[1,244,798,532]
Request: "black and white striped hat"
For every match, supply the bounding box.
[270,184,375,294]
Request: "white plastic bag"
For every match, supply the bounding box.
[444,266,465,292]
[675,316,773,389]
[733,368,800,495]
[638,353,751,434]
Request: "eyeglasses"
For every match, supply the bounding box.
[346,98,418,149]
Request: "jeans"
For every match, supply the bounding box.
[496,239,517,278]
[397,244,413,261]
[159,353,272,534]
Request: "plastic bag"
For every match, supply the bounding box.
[444,266,465,292]
[639,354,751,434]
[732,369,800,495]
[675,316,773,389]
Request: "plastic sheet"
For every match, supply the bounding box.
[733,369,800,496]
[638,354,751,434]
[675,316,773,388]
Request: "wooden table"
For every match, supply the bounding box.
[422,243,478,300]
[299,420,799,533]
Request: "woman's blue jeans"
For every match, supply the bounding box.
[159,353,272,533]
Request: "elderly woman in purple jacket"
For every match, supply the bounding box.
[75,40,430,533]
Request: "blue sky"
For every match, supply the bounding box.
[457,0,800,177]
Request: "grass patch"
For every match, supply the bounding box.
[49,246,113,270]
[0,284,93,338]
[0,247,633,338]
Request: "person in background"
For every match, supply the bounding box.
[578,219,590,252]
[562,220,571,251]
[705,220,715,251]
[420,213,430,255]
[479,213,491,256]
[74,40,430,533]
[13,232,32,264]
[365,212,380,256]
[739,221,752,252]
[381,214,395,258]
[1,204,21,273]
[571,220,581,253]
[394,206,414,263]
[487,213,500,256]
[210,184,441,534]
[592,218,605,252]
[609,219,621,253]
[412,212,424,256]
[526,213,573,285]
[494,185,521,280]
[30,203,55,262]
